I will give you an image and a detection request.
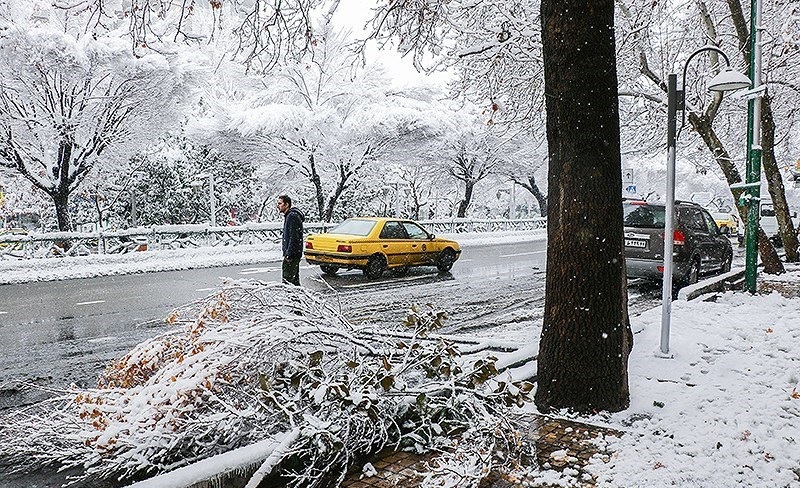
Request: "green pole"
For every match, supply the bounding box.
[744,0,761,293]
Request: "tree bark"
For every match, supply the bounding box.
[536,0,631,413]
[760,95,799,261]
[456,181,474,218]
[54,190,71,232]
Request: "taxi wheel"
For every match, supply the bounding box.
[320,265,338,276]
[364,255,386,279]
[437,249,456,272]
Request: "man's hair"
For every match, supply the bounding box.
[278,195,292,207]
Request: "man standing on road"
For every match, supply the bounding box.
[277,195,304,286]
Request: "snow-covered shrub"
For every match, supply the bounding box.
[0,281,533,487]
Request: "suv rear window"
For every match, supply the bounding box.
[623,204,665,228]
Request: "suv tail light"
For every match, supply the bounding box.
[305,241,313,249]
[673,230,685,246]
[337,244,352,253]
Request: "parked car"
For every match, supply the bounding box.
[623,200,733,287]
[711,211,740,236]
[304,217,461,279]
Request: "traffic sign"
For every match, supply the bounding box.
[622,169,634,184]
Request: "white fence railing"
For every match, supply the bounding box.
[0,218,547,261]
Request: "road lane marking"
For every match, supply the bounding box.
[75,300,105,306]
[88,336,117,344]
[239,267,277,275]
[499,250,547,258]
[0,311,7,315]
[195,287,216,292]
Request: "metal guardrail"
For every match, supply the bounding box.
[0,218,546,260]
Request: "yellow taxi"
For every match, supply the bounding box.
[711,212,740,236]
[304,217,461,278]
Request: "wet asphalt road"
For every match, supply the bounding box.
[0,240,552,408]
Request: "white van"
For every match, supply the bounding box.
[760,200,799,246]
[760,201,778,238]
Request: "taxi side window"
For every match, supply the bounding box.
[380,221,407,239]
[403,223,428,239]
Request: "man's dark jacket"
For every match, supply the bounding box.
[282,207,305,259]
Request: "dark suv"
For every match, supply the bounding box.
[623,200,733,286]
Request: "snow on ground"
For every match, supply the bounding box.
[583,264,800,487]
[0,230,545,285]
[3,227,799,487]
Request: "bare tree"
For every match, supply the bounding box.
[0,26,185,231]
[448,131,499,218]
[511,174,548,217]
[47,0,341,73]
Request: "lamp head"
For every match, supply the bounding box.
[707,68,750,92]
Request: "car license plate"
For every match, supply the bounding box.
[625,239,647,248]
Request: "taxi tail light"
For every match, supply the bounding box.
[337,244,352,253]
[673,230,685,246]
[657,265,664,273]
[305,241,313,249]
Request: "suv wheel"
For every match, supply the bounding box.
[685,261,700,285]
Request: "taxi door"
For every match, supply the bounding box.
[378,221,411,267]
[402,221,436,266]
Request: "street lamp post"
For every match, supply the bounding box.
[743,0,763,294]
[191,173,216,227]
[660,47,750,356]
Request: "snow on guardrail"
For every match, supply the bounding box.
[0,218,546,261]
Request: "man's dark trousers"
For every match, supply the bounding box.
[283,257,301,286]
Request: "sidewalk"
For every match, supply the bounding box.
[341,269,800,488]
[341,414,620,488]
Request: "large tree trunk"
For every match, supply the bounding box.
[536,0,631,413]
